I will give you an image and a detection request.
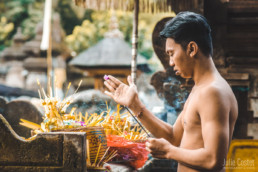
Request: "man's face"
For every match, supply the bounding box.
[166,38,193,79]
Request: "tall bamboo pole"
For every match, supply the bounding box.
[131,0,139,84]
[41,0,52,96]
[46,0,52,96]
[47,21,52,97]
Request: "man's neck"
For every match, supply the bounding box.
[192,55,217,87]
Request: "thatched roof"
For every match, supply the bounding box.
[74,0,202,14]
[74,0,172,13]
[69,37,147,67]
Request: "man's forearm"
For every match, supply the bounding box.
[129,98,174,143]
[168,146,223,171]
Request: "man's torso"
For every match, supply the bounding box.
[177,76,237,172]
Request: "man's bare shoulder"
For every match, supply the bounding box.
[198,78,233,102]
[196,80,233,117]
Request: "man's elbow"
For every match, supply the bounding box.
[165,127,181,146]
[206,158,224,171]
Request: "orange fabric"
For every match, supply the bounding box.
[106,135,149,169]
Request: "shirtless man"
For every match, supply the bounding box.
[104,11,238,172]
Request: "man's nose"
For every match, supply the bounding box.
[169,58,175,66]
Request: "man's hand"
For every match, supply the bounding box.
[146,138,173,159]
[104,75,138,108]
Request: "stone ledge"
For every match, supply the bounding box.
[0,114,87,172]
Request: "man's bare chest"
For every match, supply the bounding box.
[181,94,201,130]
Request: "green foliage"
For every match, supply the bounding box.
[21,4,44,38]
[57,0,85,35]
[138,13,174,59]
[66,11,132,54]
[116,12,133,43]
[1,0,173,60]
[5,0,37,26]
[0,2,6,14]
[0,17,14,50]
[2,0,44,39]
[66,10,172,59]
[1,0,90,40]
[66,20,96,53]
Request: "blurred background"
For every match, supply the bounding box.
[1,0,258,171]
[0,0,258,146]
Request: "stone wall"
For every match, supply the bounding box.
[204,0,258,139]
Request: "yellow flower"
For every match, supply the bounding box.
[73,26,82,35]
[1,17,7,23]
[5,23,14,32]
[66,35,75,43]
[82,20,91,27]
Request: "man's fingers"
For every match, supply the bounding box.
[146,138,169,159]
[104,81,115,92]
[145,142,151,148]
[146,140,158,151]
[104,91,114,99]
[127,75,133,86]
[151,153,166,159]
[147,138,155,143]
[106,79,117,89]
[108,75,122,86]
[145,147,151,152]
[148,149,166,158]
[146,138,157,149]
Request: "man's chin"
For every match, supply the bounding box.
[175,72,190,79]
[179,74,191,79]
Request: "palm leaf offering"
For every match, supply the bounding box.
[19,119,41,130]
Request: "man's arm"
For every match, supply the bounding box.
[147,87,230,171]
[104,75,184,146]
[130,97,184,146]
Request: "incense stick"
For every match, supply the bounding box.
[103,150,117,164]
[37,79,47,98]
[97,147,110,167]
[74,80,82,94]
[86,139,91,165]
[102,150,117,164]
[122,106,151,138]
[64,82,71,100]
[93,143,102,166]
[38,90,42,100]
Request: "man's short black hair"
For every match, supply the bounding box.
[160,11,213,56]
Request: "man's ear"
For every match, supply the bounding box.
[187,41,198,58]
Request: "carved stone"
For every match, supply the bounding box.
[0,114,87,172]
[2,100,43,138]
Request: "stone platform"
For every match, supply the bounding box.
[0,114,87,172]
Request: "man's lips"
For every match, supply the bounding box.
[174,68,180,75]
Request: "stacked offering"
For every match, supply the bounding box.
[20,81,149,169]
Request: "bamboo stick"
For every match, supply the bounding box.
[97,147,110,167]
[131,0,139,84]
